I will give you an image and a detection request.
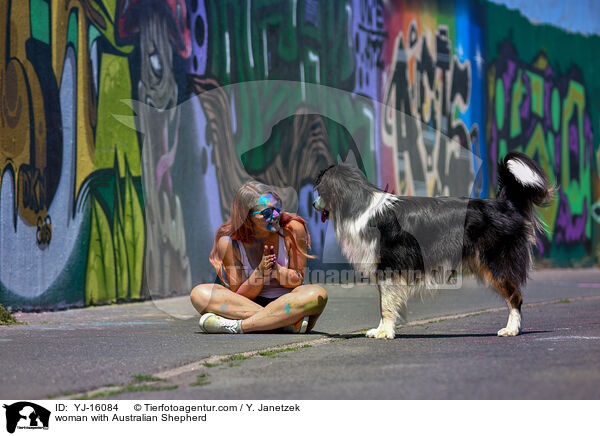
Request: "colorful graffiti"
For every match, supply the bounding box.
[193,0,377,261]
[0,0,94,308]
[0,0,150,308]
[488,41,594,260]
[380,1,487,198]
[1,0,599,310]
[123,0,194,297]
[382,23,476,196]
[485,0,600,265]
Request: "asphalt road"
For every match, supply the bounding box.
[1,269,599,399]
[128,297,600,400]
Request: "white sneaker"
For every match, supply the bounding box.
[199,313,243,334]
[283,316,309,334]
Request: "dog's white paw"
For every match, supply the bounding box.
[497,309,521,337]
[365,327,395,339]
[497,326,520,337]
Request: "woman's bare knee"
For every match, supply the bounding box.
[295,284,328,313]
[190,284,220,314]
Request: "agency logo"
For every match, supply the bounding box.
[3,402,50,433]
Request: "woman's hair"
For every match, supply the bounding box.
[209,180,313,279]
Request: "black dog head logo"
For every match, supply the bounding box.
[3,402,50,434]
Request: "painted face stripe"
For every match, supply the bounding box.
[256,194,280,210]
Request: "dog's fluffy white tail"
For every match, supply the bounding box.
[506,158,545,188]
[497,152,555,234]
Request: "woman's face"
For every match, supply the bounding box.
[249,193,282,234]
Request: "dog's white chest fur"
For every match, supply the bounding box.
[334,192,396,274]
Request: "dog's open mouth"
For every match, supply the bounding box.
[313,195,329,222]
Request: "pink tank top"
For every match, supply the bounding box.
[235,236,290,299]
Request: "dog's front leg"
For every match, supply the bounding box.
[366,282,400,339]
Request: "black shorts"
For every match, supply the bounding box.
[213,277,277,308]
[253,296,278,307]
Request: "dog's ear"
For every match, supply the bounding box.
[315,164,336,188]
[337,149,360,168]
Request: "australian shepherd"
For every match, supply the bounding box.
[313,152,554,339]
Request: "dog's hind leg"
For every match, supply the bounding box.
[366,279,407,339]
[475,265,523,336]
[494,279,523,337]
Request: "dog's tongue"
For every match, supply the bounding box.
[320,210,329,223]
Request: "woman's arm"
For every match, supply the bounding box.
[218,237,274,299]
[273,221,307,288]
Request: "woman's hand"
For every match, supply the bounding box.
[275,221,307,288]
[257,245,276,277]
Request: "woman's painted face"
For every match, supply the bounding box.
[250,194,282,232]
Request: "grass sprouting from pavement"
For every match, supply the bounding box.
[230,354,253,360]
[190,373,211,387]
[258,350,282,358]
[131,374,166,383]
[220,354,252,363]
[70,374,177,399]
[207,344,312,363]
[73,384,178,400]
[0,304,19,325]
[258,345,311,358]
[556,299,571,304]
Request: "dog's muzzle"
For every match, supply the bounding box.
[312,196,329,222]
[313,196,325,211]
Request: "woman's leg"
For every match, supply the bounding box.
[190,283,263,320]
[240,285,328,332]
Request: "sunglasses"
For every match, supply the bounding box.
[251,206,281,221]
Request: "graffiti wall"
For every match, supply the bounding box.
[485,1,600,265]
[380,0,486,198]
[0,0,598,309]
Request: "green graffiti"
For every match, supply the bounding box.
[525,124,558,237]
[86,198,116,305]
[561,81,590,230]
[551,87,560,131]
[89,25,102,51]
[122,161,145,299]
[84,155,145,304]
[498,139,507,161]
[109,158,145,300]
[113,208,129,300]
[84,0,134,53]
[546,132,555,169]
[527,71,544,117]
[489,41,594,261]
[510,72,524,137]
[206,1,372,177]
[495,79,505,130]
[67,10,78,53]
[94,53,141,176]
[30,0,50,44]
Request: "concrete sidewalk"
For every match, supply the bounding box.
[2,268,600,399]
[10,268,600,333]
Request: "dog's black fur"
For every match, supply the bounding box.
[313,152,554,338]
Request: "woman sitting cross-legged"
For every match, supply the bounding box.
[190,181,328,334]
